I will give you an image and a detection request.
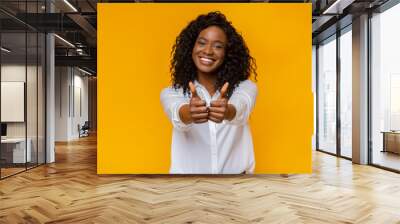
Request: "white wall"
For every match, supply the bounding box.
[73,73,89,138]
[1,65,39,137]
[55,67,70,141]
[55,67,89,141]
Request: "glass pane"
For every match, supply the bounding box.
[312,45,317,151]
[0,1,46,178]
[371,4,400,171]
[340,29,352,158]
[1,31,27,177]
[318,36,337,154]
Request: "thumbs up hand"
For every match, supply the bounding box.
[179,81,235,125]
[209,82,234,123]
[188,81,208,124]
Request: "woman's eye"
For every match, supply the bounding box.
[198,41,206,46]
[214,45,224,49]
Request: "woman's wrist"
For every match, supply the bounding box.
[225,104,236,121]
[179,104,193,124]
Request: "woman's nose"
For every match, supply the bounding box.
[203,44,213,55]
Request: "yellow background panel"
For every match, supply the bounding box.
[98,3,312,174]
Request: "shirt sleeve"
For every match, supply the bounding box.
[160,87,193,131]
[226,80,258,126]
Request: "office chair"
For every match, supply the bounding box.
[79,121,90,138]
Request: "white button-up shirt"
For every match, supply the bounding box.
[160,80,257,174]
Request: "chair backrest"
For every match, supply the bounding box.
[82,121,90,129]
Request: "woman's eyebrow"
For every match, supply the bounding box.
[213,40,225,44]
[197,37,226,45]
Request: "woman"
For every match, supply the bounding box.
[160,11,258,174]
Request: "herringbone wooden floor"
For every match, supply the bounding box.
[1,134,400,224]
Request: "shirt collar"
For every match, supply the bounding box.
[193,80,221,99]
[193,80,202,87]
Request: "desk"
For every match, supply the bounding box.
[382,131,400,154]
[1,138,31,163]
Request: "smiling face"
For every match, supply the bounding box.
[192,25,227,76]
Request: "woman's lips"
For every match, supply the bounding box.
[199,56,215,66]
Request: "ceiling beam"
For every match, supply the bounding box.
[55,55,96,70]
[67,13,97,39]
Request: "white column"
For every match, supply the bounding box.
[352,14,369,164]
[45,0,56,163]
[46,32,55,163]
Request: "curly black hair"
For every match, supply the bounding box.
[170,11,257,98]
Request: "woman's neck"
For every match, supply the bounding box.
[197,72,217,96]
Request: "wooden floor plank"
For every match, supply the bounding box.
[1,134,400,223]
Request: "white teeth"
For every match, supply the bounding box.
[200,57,214,64]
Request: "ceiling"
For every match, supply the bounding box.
[0,0,394,75]
[0,0,97,74]
[311,0,391,44]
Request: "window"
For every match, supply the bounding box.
[339,28,352,158]
[317,35,337,154]
[0,1,46,179]
[371,2,400,171]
